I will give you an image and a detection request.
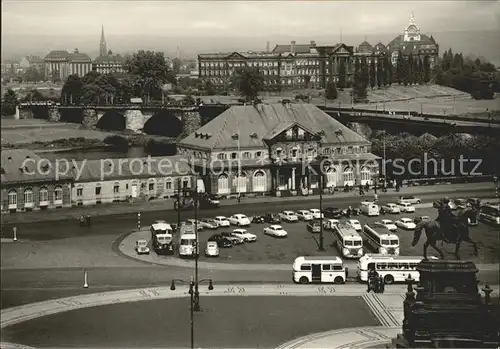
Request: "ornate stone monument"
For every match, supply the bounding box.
[392,259,499,348]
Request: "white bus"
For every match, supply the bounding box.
[360,201,380,216]
[332,223,364,259]
[179,232,198,258]
[150,221,173,240]
[357,254,438,284]
[362,224,400,255]
[292,256,347,284]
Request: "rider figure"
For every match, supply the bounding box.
[367,264,379,292]
[436,197,455,243]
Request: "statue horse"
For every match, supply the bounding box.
[412,207,478,260]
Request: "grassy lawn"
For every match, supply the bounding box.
[1,296,379,348]
[179,206,499,265]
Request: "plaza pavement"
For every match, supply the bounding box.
[1,182,495,225]
[1,283,498,349]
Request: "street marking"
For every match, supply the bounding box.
[138,289,160,298]
[317,286,336,294]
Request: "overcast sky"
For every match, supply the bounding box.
[2,1,499,38]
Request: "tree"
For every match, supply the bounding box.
[230,66,264,101]
[21,89,47,103]
[202,79,216,95]
[353,71,368,102]
[396,51,404,84]
[23,67,44,83]
[325,80,338,100]
[61,74,83,104]
[172,58,182,75]
[384,56,393,86]
[451,53,463,70]
[303,75,311,88]
[369,58,376,89]
[124,50,176,100]
[360,57,369,87]
[376,57,384,88]
[1,89,18,116]
[423,55,431,83]
[416,56,424,84]
[338,59,347,90]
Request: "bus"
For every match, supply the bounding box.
[362,224,400,255]
[293,256,347,284]
[332,223,364,258]
[178,223,198,258]
[360,201,380,216]
[150,221,173,240]
[151,221,174,255]
[357,254,438,284]
[479,204,500,226]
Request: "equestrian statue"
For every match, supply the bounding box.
[412,197,478,260]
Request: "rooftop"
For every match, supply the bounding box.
[179,103,370,151]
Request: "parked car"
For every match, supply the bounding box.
[323,207,343,218]
[199,219,218,229]
[232,229,257,242]
[452,198,468,210]
[250,215,265,224]
[279,211,299,222]
[135,239,150,255]
[396,218,416,230]
[323,218,340,230]
[208,234,233,248]
[296,210,314,221]
[264,213,281,224]
[307,220,322,233]
[220,232,244,245]
[228,214,251,226]
[374,219,398,232]
[397,196,421,205]
[308,209,323,219]
[214,216,230,227]
[381,203,401,214]
[186,219,204,231]
[398,202,415,213]
[263,225,288,238]
[205,241,220,257]
[347,219,362,232]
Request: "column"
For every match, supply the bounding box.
[275,168,280,190]
[291,167,296,190]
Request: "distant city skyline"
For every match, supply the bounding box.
[1,1,499,62]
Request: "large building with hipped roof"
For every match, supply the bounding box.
[178,102,380,197]
[44,48,93,81]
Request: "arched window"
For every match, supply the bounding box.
[165,178,173,190]
[218,173,229,195]
[54,185,63,202]
[182,176,190,189]
[343,166,354,186]
[113,182,120,194]
[253,170,266,192]
[234,172,247,193]
[326,167,339,188]
[24,188,34,207]
[360,166,371,185]
[148,179,156,192]
[8,189,17,208]
[291,146,299,159]
[76,185,83,197]
[39,186,49,203]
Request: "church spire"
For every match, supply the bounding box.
[99,25,107,57]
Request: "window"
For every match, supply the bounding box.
[76,185,83,197]
[149,181,155,191]
[322,264,331,271]
[347,146,353,153]
[276,148,282,157]
[234,173,247,193]
[8,189,17,207]
[95,184,102,195]
[40,187,49,202]
[336,147,342,154]
[256,151,262,158]
[343,166,354,184]
[114,182,120,194]
[231,152,238,159]
[243,152,251,159]
[217,153,227,160]
[166,179,172,190]
[218,173,230,194]
[54,185,63,201]
[300,264,311,271]
[291,148,298,158]
[360,166,371,185]
[253,170,266,192]
[24,188,33,205]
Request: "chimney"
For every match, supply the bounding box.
[266,41,270,53]
[310,40,316,47]
[291,41,296,54]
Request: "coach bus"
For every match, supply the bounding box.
[362,224,400,255]
[357,254,438,284]
[332,223,364,258]
[292,256,347,284]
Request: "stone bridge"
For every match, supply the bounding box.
[17,103,202,137]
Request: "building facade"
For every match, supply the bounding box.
[178,103,379,197]
[1,150,72,213]
[198,42,359,91]
[72,157,193,206]
[44,49,92,81]
[93,26,124,74]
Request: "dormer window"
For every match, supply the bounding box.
[276,148,282,157]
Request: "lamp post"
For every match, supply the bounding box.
[319,174,325,251]
[170,278,214,348]
[176,178,182,228]
[382,130,387,191]
[193,182,201,311]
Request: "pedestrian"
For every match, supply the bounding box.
[237,195,241,204]
[374,193,378,203]
[86,214,91,228]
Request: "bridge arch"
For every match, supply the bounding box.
[32,105,49,119]
[59,108,84,124]
[143,111,183,137]
[96,111,126,131]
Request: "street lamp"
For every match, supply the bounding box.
[382,130,387,190]
[176,178,182,227]
[170,278,214,349]
[319,174,325,251]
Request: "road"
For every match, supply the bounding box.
[1,186,498,310]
